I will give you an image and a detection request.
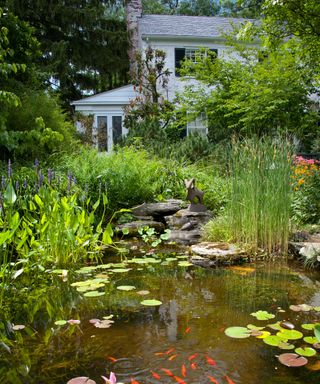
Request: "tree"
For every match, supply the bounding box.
[175,41,319,150]
[2,0,129,108]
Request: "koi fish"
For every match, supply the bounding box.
[168,354,178,361]
[225,375,236,384]
[190,362,197,370]
[206,355,217,366]
[161,368,175,377]
[181,364,187,378]
[185,327,191,334]
[154,352,165,356]
[151,371,161,380]
[106,356,117,363]
[130,378,140,384]
[188,354,197,361]
[173,375,186,384]
[208,375,219,383]
[166,347,175,354]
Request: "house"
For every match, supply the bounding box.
[71,0,252,150]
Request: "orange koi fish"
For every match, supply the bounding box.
[181,364,187,378]
[154,352,165,356]
[173,375,186,384]
[190,362,197,370]
[151,371,161,380]
[206,355,217,366]
[130,378,140,384]
[161,368,175,377]
[225,375,236,384]
[208,375,219,383]
[168,354,178,361]
[185,327,191,334]
[166,347,175,354]
[106,356,117,362]
[188,354,197,361]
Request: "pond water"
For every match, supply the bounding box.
[1,250,320,384]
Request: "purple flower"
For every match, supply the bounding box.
[0,192,3,211]
[15,180,19,191]
[8,159,12,179]
[34,158,39,168]
[23,179,27,189]
[1,175,6,190]
[38,170,44,187]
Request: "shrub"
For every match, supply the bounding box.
[202,215,233,242]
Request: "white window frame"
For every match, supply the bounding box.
[187,112,208,137]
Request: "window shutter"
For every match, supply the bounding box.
[175,48,186,77]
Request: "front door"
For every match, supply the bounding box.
[97,116,108,151]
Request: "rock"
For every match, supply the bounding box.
[116,221,165,237]
[168,230,202,245]
[165,209,212,229]
[131,200,185,218]
[190,242,247,266]
[189,255,218,268]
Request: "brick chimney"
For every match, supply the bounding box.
[125,0,142,79]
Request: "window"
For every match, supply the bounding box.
[187,112,207,137]
[112,116,122,145]
[175,48,218,77]
[97,116,108,151]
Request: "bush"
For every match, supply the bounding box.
[202,215,233,242]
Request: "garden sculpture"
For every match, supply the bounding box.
[184,178,207,212]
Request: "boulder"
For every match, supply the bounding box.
[115,220,165,237]
[168,229,202,245]
[190,242,247,266]
[165,209,212,229]
[131,199,185,218]
[289,242,320,260]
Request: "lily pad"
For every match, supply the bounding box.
[67,377,96,384]
[278,353,308,367]
[54,320,67,326]
[109,268,131,273]
[224,327,251,339]
[302,323,316,330]
[117,285,136,291]
[251,310,275,321]
[277,330,303,340]
[278,341,295,350]
[263,335,286,346]
[140,299,162,306]
[267,322,284,331]
[295,347,317,357]
[247,324,265,331]
[137,290,150,295]
[83,291,105,297]
[166,257,178,261]
[178,261,193,267]
[67,319,81,325]
[89,319,100,324]
[303,336,318,344]
[255,331,271,339]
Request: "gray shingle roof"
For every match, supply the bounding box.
[140,14,254,38]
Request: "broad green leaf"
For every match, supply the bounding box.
[83,291,105,297]
[224,326,251,339]
[314,324,320,342]
[34,194,43,208]
[4,183,17,204]
[277,330,303,340]
[263,335,286,346]
[117,285,136,291]
[250,310,275,320]
[140,299,162,306]
[54,320,67,326]
[302,323,316,330]
[295,347,316,357]
[303,336,318,344]
[178,261,193,267]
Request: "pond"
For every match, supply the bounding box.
[1,250,320,384]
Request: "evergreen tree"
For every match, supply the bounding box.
[2,0,129,108]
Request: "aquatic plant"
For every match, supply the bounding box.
[229,137,293,253]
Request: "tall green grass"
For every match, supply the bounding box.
[229,138,293,253]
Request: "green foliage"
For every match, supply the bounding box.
[202,215,233,242]
[4,0,129,107]
[176,43,318,150]
[2,90,76,160]
[228,137,293,253]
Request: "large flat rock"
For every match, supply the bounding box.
[131,199,185,218]
[190,242,247,265]
[289,242,320,259]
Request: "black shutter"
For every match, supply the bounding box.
[175,48,186,77]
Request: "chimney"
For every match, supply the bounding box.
[125,0,142,79]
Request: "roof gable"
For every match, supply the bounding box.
[139,14,254,39]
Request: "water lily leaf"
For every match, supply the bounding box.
[117,285,136,291]
[278,353,308,367]
[96,264,112,269]
[314,324,320,342]
[67,377,96,384]
[140,299,162,306]
[280,321,295,330]
[67,319,81,325]
[247,324,265,331]
[267,322,284,331]
[137,290,150,295]
[89,319,100,324]
[277,330,303,340]
[176,255,188,259]
[110,268,131,273]
[12,324,25,331]
[103,315,114,320]
[224,327,251,339]
[255,331,271,339]
[302,323,316,330]
[178,261,193,267]
[54,320,67,326]
[51,269,67,274]
[94,319,114,328]
[83,291,105,297]
[304,336,318,344]
[295,347,317,357]
[166,257,178,261]
[251,310,275,320]
[263,335,285,346]
[278,341,295,350]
